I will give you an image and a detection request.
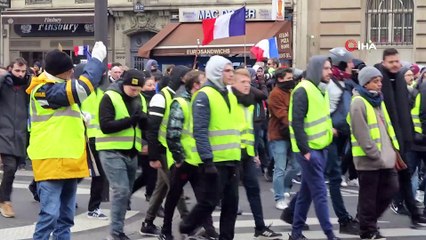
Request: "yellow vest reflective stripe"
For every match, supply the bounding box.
[95,91,146,151]
[27,83,86,160]
[237,104,255,156]
[411,94,422,134]
[289,80,333,152]
[158,88,173,148]
[348,96,399,157]
[191,86,241,162]
[80,88,104,138]
[166,97,202,168]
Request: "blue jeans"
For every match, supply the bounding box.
[241,153,265,230]
[270,140,295,201]
[100,150,137,235]
[33,179,78,240]
[292,150,335,240]
[406,150,426,210]
[326,137,350,222]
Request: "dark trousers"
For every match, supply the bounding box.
[406,150,426,213]
[180,164,239,240]
[88,140,108,211]
[341,145,358,180]
[0,154,19,202]
[162,162,214,236]
[292,150,334,240]
[326,136,351,222]
[358,169,398,236]
[240,152,266,230]
[254,124,270,169]
[132,155,157,197]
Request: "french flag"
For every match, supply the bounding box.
[202,7,246,45]
[74,45,91,59]
[250,37,280,61]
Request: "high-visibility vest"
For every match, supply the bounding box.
[95,90,147,151]
[158,88,173,147]
[411,93,422,134]
[289,80,333,152]
[348,96,399,156]
[27,83,86,160]
[166,97,202,168]
[237,104,255,156]
[80,88,104,138]
[191,86,241,162]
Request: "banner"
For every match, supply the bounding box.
[272,0,285,21]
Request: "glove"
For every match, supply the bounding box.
[130,111,142,125]
[91,41,107,62]
[203,162,218,174]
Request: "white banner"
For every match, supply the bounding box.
[272,0,285,21]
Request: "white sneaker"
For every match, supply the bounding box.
[275,200,287,210]
[283,192,291,206]
[347,179,359,187]
[341,176,348,187]
[416,190,424,203]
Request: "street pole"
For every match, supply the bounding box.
[94,0,110,202]
[0,9,3,67]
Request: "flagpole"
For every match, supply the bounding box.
[193,38,201,69]
[243,2,247,66]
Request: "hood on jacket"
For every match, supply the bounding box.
[305,55,330,86]
[107,80,124,94]
[416,68,426,88]
[205,55,232,90]
[399,66,412,85]
[248,68,256,81]
[145,59,159,73]
[168,65,191,91]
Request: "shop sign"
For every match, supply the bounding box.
[276,26,292,59]
[186,48,231,55]
[179,6,272,22]
[14,22,94,37]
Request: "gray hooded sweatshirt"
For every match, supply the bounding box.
[291,56,330,155]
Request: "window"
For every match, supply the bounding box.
[367,0,413,45]
[25,0,52,4]
[75,0,94,3]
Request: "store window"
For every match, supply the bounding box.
[25,0,52,4]
[367,0,413,45]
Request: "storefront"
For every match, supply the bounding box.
[138,5,293,71]
[1,10,97,66]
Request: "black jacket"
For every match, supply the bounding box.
[0,73,30,157]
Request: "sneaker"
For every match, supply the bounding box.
[360,231,386,239]
[283,193,291,206]
[140,222,161,236]
[292,175,302,185]
[415,190,424,203]
[280,207,309,230]
[202,226,219,240]
[264,169,272,182]
[0,202,15,218]
[276,200,287,210]
[108,232,130,240]
[254,225,282,239]
[412,214,426,228]
[288,234,308,240]
[341,176,348,187]
[390,202,409,215]
[347,179,359,187]
[157,205,165,218]
[339,216,359,235]
[87,208,108,220]
[158,233,174,240]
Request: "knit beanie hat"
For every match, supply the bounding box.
[122,69,145,87]
[44,50,74,76]
[358,66,383,87]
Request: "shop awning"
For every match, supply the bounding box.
[138,21,292,59]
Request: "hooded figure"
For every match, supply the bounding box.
[168,65,191,94]
[145,59,162,75]
[205,55,232,91]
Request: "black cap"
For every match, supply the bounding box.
[122,69,145,87]
[44,50,74,76]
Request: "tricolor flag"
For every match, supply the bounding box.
[74,45,91,59]
[202,7,246,45]
[250,37,279,61]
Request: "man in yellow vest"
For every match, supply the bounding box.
[160,70,220,240]
[289,56,338,240]
[140,65,190,236]
[96,69,148,240]
[230,69,283,239]
[27,42,106,240]
[348,66,399,239]
[179,55,241,240]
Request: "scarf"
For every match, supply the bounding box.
[332,66,352,81]
[232,87,255,107]
[276,80,295,91]
[356,85,382,108]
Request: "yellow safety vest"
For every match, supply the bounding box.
[411,93,422,134]
[237,104,255,157]
[158,88,173,147]
[95,91,147,152]
[166,97,202,168]
[289,80,333,152]
[80,88,104,138]
[27,84,86,160]
[348,96,399,157]
[191,86,241,162]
